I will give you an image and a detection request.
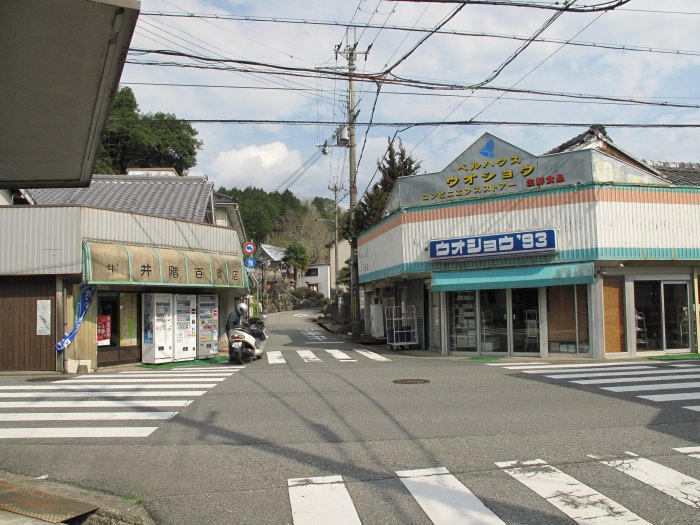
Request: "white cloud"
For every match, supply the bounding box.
[210,142,302,191]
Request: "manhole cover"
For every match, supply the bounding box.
[393,379,430,384]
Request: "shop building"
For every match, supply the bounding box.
[358,126,700,359]
[0,174,247,372]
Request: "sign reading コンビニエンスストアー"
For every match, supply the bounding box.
[429,229,557,261]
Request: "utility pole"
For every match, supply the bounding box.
[335,38,366,338]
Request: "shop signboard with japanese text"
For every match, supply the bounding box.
[430,229,557,261]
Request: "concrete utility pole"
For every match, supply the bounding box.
[335,39,365,338]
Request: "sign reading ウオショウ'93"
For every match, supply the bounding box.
[429,229,557,261]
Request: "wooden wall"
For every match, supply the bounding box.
[0,276,56,370]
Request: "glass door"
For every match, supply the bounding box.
[664,283,690,350]
[512,288,540,354]
[479,289,508,353]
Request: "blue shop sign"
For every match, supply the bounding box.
[429,229,557,261]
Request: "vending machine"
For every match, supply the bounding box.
[173,294,197,362]
[197,295,219,359]
[142,293,173,364]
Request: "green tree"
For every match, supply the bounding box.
[95,87,202,175]
[350,138,421,235]
[283,242,310,283]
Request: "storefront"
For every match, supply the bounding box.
[0,205,246,372]
[358,129,700,359]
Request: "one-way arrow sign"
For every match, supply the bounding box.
[244,257,257,269]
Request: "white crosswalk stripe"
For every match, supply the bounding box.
[0,367,240,439]
[288,475,361,525]
[397,467,506,524]
[265,349,392,365]
[496,458,651,524]
[288,450,700,524]
[505,361,700,414]
[593,452,700,509]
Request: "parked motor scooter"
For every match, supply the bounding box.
[227,320,265,364]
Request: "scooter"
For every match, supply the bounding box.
[227,320,266,364]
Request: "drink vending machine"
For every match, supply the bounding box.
[142,293,174,364]
[173,294,197,362]
[197,295,219,358]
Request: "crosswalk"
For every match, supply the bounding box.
[265,348,391,365]
[0,366,241,439]
[487,360,700,413]
[287,448,700,524]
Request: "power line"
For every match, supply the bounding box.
[108,118,700,128]
[391,0,633,12]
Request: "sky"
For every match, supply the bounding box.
[120,0,700,206]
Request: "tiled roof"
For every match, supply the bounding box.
[643,161,700,186]
[258,244,286,262]
[544,124,610,155]
[27,175,214,223]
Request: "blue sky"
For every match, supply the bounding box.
[121,0,700,205]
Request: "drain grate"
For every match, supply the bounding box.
[0,482,97,523]
[393,379,430,385]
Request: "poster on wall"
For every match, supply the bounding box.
[143,294,154,345]
[120,293,138,346]
[36,299,51,336]
[97,315,111,346]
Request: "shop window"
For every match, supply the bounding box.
[305,268,319,277]
[449,291,477,351]
[634,281,690,351]
[97,292,139,349]
[547,285,589,354]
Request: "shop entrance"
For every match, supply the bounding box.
[634,281,691,352]
[449,288,541,356]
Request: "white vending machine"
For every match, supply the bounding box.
[142,293,174,364]
[197,295,219,359]
[173,294,197,362]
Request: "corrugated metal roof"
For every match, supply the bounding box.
[26,175,214,223]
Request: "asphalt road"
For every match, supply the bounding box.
[0,310,699,524]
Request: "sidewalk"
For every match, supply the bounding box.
[0,469,154,525]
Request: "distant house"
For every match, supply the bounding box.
[296,263,331,298]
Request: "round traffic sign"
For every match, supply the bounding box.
[243,242,256,255]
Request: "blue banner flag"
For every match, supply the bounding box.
[56,285,96,352]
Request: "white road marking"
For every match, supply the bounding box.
[674,446,700,459]
[508,362,643,371]
[297,350,322,363]
[58,378,227,383]
[325,349,356,362]
[353,349,391,362]
[684,406,700,413]
[573,373,700,385]
[638,391,700,402]
[0,427,158,439]
[669,363,700,368]
[0,400,193,408]
[603,381,700,392]
[267,351,286,364]
[524,366,652,375]
[0,412,177,421]
[486,362,545,366]
[0,384,217,390]
[288,475,361,525]
[497,459,650,524]
[0,390,206,398]
[595,452,700,509]
[306,341,346,344]
[118,367,243,373]
[72,373,235,378]
[396,467,506,525]
[545,368,700,380]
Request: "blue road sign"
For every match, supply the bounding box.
[244,257,257,268]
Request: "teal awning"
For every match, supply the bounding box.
[431,262,595,292]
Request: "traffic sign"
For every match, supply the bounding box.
[244,257,257,269]
[243,242,256,255]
